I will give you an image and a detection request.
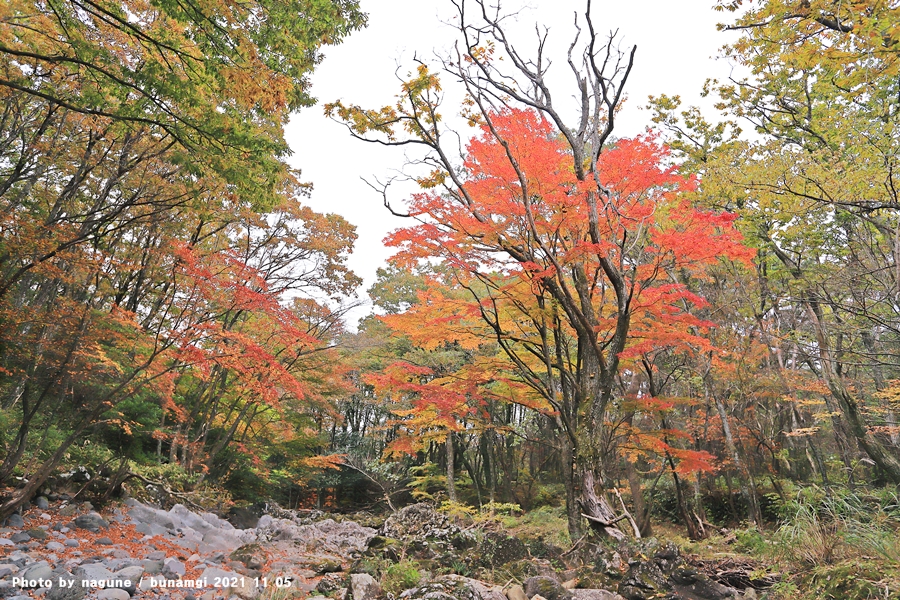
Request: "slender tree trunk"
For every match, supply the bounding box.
[714,396,762,525]
[561,435,582,539]
[667,455,705,540]
[446,432,457,503]
[625,458,652,536]
[805,301,900,484]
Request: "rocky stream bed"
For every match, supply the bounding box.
[0,497,765,600]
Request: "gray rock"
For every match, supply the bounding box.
[163,558,186,577]
[22,563,54,584]
[256,515,273,530]
[230,544,266,570]
[96,537,114,545]
[105,559,140,571]
[10,532,30,543]
[524,577,572,600]
[46,542,65,551]
[96,590,130,600]
[479,532,528,566]
[46,569,85,600]
[0,538,14,546]
[198,567,256,599]
[438,575,506,600]
[570,591,624,600]
[317,573,346,594]
[141,560,163,575]
[7,514,25,528]
[35,497,50,510]
[398,582,458,600]
[73,513,108,533]
[114,566,144,593]
[261,518,376,558]
[507,585,528,600]
[617,561,671,600]
[146,551,166,560]
[74,563,115,584]
[64,539,79,548]
[381,504,457,542]
[350,573,381,600]
[669,568,739,600]
[73,564,138,596]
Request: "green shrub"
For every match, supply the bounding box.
[734,527,769,555]
[382,560,422,594]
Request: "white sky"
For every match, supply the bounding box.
[285,0,741,329]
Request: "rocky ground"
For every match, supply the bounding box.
[0,497,765,600]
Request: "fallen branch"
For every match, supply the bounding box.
[581,512,630,526]
[613,487,641,539]
[120,472,206,511]
[561,532,587,557]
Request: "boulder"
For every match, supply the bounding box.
[617,561,670,600]
[507,585,528,600]
[73,513,109,533]
[261,518,376,559]
[524,577,573,600]
[382,504,457,542]
[399,582,457,600]
[669,568,739,600]
[115,565,145,591]
[570,591,624,600]
[440,575,506,600]
[7,514,25,528]
[46,569,85,600]
[198,566,256,600]
[163,558,186,578]
[478,533,528,567]
[350,573,382,600]
[96,590,130,600]
[317,573,346,594]
[315,558,343,574]
[230,544,267,570]
[22,563,53,584]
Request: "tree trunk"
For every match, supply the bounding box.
[714,396,762,525]
[805,301,900,484]
[561,435,583,539]
[667,458,705,541]
[625,458,652,536]
[580,469,626,541]
[446,432,457,503]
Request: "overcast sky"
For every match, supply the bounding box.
[285,0,741,328]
